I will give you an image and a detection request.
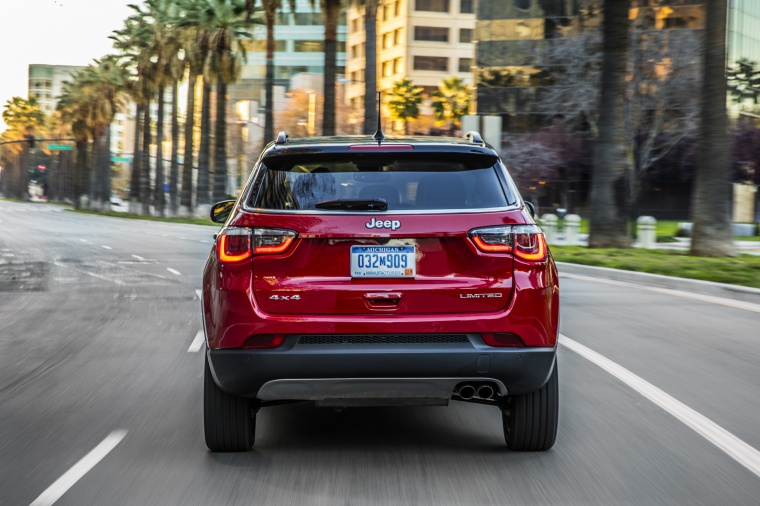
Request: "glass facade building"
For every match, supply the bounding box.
[728,0,760,65]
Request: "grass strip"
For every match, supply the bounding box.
[551,246,760,289]
[66,208,218,227]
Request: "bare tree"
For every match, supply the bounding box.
[690,0,736,256]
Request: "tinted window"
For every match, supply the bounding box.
[249,155,512,211]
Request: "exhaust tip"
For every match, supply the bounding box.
[457,384,476,400]
[476,384,494,400]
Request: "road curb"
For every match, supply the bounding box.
[556,262,760,305]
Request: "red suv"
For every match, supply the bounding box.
[202,132,559,452]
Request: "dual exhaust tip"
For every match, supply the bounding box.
[455,383,495,401]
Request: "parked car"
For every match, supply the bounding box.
[201,132,559,452]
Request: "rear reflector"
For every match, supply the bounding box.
[243,334,286,349]
[348,144,414,151]
[481,333,525,347]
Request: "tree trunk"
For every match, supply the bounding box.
[141,98,152,215]
[690,0,735,256]
[155,85,166,217]
[213,82,228,202]
[588,0,631,248]
[264,7,276,147]
[180,72,197,216]
[169,81,180,216]
[102,126,112,211]
[322,0,339,136]
[363,0,378,135]
[130,104,143,213]
[196,81,211,209]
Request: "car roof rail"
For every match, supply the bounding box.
[464,131,484,144]
[275,131,289,145]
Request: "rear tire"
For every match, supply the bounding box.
[502,363,558,451]
[204,354,256,452]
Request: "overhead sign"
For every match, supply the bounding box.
[48,144,73,151]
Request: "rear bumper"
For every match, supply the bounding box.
[207,339,557,401]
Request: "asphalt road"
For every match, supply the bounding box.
[1,200,759,505]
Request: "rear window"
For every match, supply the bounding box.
[247,154,514,211]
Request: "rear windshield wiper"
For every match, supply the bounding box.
[315,198,388,211]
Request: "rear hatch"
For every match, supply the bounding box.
[241,150,519,315]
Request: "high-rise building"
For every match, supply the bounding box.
[728,0,760,65]
[230,0,347,131]
[28,64,84,114]
[345,0,476,117]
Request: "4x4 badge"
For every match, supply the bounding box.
[366,218,401,231]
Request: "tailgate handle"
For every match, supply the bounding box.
[364,292,402,305]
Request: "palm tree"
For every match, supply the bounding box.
[177,11,210,217]
[76,57,129,210]
[690,0,735,257]
[430,76,470,134]
[245,0,296,147]
[199,0,257,202]
[309,0,345,136]
[347,0,378,134]
[111,12,156,215]
[387,78,423,134]
[588,0,631,248]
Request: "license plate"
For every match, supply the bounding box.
[350,246,416,278]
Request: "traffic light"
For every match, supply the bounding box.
[26,134,35,149]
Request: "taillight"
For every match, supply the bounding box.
[253,228,297,254]
[469,225,547,261]
[217,228,252,263]
[242,334,286,349]
[481,333,525,347]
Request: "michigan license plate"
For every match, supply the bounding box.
[350,246,416,278]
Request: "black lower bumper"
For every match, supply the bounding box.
[208,341,557,400]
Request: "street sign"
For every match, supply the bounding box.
[111,157,132,162]
[48,144,73,151]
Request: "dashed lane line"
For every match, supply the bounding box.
[560,334,760,479]
[560,273,760,313]
[167,268,181,276]
[101,245,112,250]
[131,255,145,261]
[188,330,205,353]
[29,430,127,506]
[195,289,202,300]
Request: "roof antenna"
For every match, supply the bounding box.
[372,91,384,145]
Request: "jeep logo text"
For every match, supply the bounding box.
[365,218,401,231]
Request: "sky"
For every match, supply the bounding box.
[0,0,135,132]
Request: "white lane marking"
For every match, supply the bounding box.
[79,239,88,243]
[101,245,112,250]
[85,271,124,285]
[29,430,127,506]
[560,273,760,314]
[188,330,205,353]
[560,334,760,479]
[131,255,145,261]
[195,289,202,300]
[167,268,181,276]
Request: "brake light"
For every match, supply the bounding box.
[242,334,286,349]
[469,225,547,261]
[217,228,252,263]
[348,144,414,151]
[253,228,297,254]
[481,333,525,347]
